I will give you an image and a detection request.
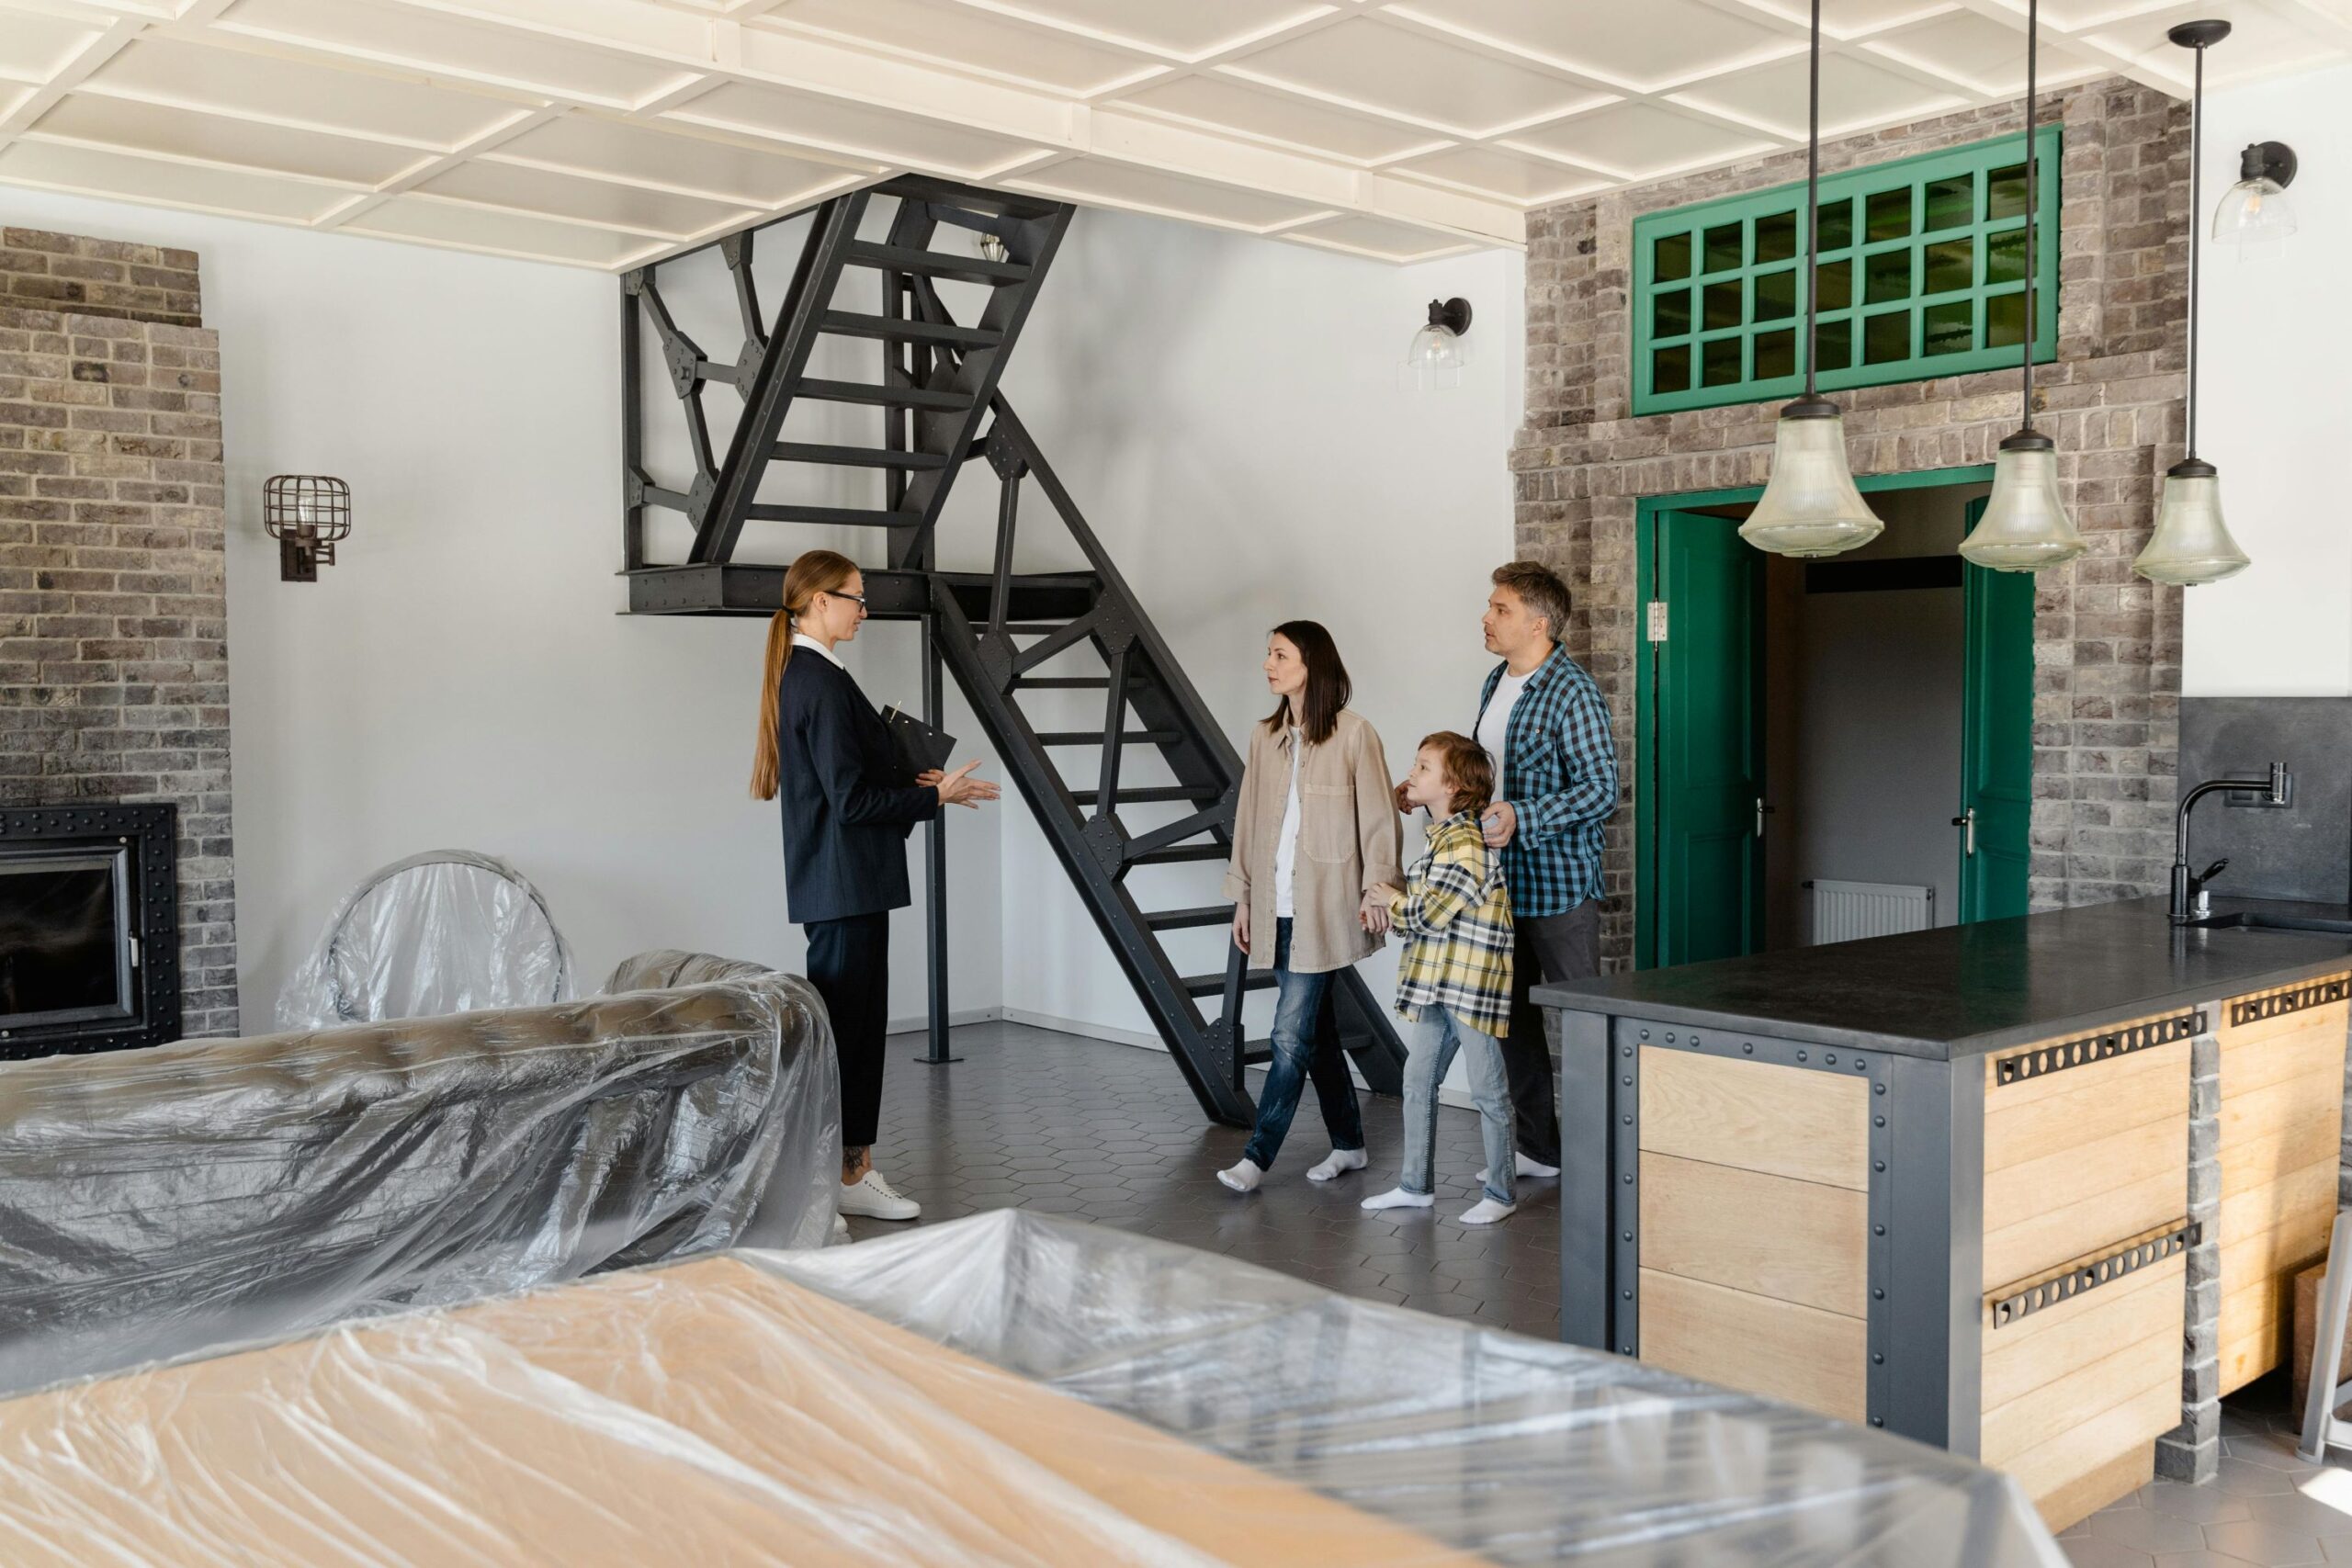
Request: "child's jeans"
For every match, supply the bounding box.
[1398,1004,1515,1205]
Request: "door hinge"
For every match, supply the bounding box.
[1645,600,1668,643]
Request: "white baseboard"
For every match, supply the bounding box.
[991,1007,1476,1110]
[886,1006,1003,1035]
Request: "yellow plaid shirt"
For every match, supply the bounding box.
[1386,810,1515,1038]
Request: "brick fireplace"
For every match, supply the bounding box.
[1513,81,2190,970]
[0,225,235,1040]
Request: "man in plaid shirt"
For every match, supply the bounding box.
[1466,561,1618,1176]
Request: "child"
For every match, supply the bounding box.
[1362,732,1518,1225]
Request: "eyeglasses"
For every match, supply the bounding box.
[824,590,868,609]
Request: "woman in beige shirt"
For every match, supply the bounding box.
[1216,621,1404,1194]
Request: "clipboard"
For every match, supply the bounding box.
[882,705,956,778]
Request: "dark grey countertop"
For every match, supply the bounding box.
[1533,895,2352,1060]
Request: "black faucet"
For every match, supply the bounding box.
[2172,761,2292,923]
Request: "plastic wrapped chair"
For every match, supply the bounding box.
[276,851,574,1031]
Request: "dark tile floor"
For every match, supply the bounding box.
[850,1021,2352,1562]
[850,1018,1559,1339]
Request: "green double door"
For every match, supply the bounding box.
[1645,502,2030,969]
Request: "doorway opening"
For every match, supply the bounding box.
[1634,465,2034,970]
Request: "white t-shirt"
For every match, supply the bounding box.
[1272,728,1305,919]
[1477,667,1532,787]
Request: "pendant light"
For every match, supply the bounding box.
[1738,0,1883,559]
[1959,0,2086,573]
[2134,21,2251,587]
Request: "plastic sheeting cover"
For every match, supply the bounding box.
[0,973,840,1396]
[0,1212,2060,1566]
[276,850,575,1030]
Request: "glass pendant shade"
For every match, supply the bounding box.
[1405,321,1467,390]
[1960,437,2084,571]
[2133,461,2249,585]
[2212,175,2297,253]
[1738,403,1884,558]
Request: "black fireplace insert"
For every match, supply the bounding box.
[0,804,178,1059]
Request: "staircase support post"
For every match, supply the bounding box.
[916,615,959,1066]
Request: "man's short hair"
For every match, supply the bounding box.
[1491,560,1572,642]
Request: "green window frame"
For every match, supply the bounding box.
[1633,127,2059,417]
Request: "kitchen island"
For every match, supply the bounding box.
[1535,895,2352,1529]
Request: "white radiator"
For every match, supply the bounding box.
[1807,880,1934,945]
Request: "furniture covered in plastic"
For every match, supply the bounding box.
[0,1210,2062,1565]
[0,967,838,1397]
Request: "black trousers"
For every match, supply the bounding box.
[1501,900,1600,1168]
[804,911,890,1149]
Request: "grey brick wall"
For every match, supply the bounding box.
[0,236,235,1038]
[0,229,201,329]
[1514,80,2188,969]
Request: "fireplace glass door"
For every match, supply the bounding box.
[0,846,134,1031]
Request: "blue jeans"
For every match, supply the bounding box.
[1240,918,1365,1170]
[1400,1005,1515,1205]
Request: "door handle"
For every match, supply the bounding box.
[1952,808,1976,857]
[1755,797,1776,838]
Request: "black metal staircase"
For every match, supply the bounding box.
[620,174,1408,1128]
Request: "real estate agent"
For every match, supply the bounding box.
[752,547,997,1223]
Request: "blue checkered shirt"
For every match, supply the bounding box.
[1475,646,1618,919]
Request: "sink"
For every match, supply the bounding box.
[2187,911,2352,936]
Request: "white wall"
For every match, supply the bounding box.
[2188,63,2352,696]
[0,186,1522,1055]
[0,186,1002,1028]
[972,210,1526,1043]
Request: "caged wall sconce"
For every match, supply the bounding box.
[263,475,351,582]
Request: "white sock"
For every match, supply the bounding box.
[1216,1159,1265,1193]
[1361,1186,1434,1212]
[1517,1152,1561,1179]
[1306,1147,1367,1182]
[1459,1197,1518,1225]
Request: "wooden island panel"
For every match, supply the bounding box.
[2216,987,2348,1394]
[1635,1049,1870,1421]
[1979,1029,2189,1529]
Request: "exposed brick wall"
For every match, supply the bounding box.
[0,238,235,1038]
[1515,81,2188,969]
[0,229,202,329]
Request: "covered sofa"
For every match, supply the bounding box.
[0,960,838,1395]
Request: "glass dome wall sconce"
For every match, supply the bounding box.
[2214,140,2299,254]
[1405,297,1473,390]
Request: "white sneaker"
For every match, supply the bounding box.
[1458,1197,1518,1225]
[1306,1147,1367,1182]
[1216,1158,1265,1193]
[1478,1153,1561,1182]
[839,1169,920,1221]
[1361,1186,1434,1212]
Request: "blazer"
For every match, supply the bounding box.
[1221,707,1403,976]
[775,648,939,925]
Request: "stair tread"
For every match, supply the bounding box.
[1182,971,1279,996]
[794,378,971,412]
[821,310,1000,348]
[844,242,1030,287]
[1143,906,1230,930]
[1127,843,1227,865]
[744,503,908,527]
[771,442,949,470]
[1070,786,1221,805]
[1037,729,1182,745]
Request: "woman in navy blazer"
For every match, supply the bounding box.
[752,549,997,1222]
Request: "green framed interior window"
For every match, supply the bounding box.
[1633,126,2060,416]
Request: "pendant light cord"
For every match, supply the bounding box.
[2019,0,2038,434]
[2187,42,2203,459]
[1803,0,1821,400]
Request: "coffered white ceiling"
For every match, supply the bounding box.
[0,0,2345,271]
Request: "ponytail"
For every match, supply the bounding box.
[750,548,859,800]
